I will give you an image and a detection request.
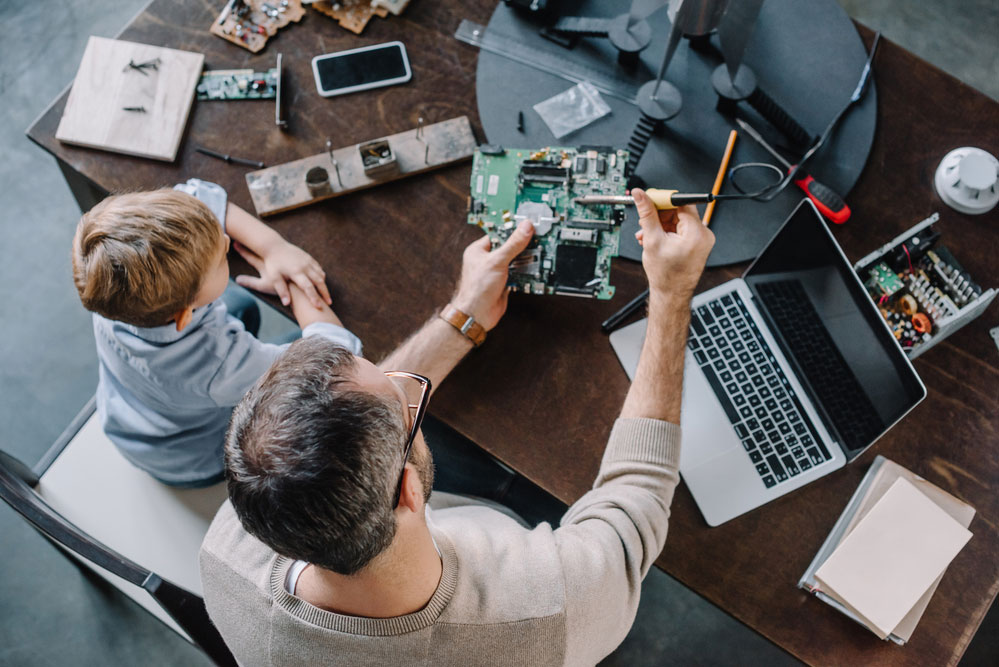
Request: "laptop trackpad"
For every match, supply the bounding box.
[680,356,742,470]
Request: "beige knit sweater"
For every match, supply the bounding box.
[199,418,681,666]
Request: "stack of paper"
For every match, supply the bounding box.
[799,456,975,643]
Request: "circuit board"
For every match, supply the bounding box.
[210,0,305,53]
[311,0,410,34]
[467,145,629,299]
[859,222,987,353]
[197,68,278,100]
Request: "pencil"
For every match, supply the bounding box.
[702,129,738,226]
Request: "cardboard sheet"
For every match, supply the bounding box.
[815,478,972,638]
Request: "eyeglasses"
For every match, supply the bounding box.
[383,370,432,506]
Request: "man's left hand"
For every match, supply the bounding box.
[452,220,534,331]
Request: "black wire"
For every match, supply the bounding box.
[715,162,786,200]
[708,31,883,206]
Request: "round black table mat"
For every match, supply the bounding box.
[476,0,877,267]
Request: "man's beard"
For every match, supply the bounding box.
[411,440,435,504]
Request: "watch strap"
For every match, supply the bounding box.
[439,304,486,347]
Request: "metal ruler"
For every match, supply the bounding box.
[454,19,639,104]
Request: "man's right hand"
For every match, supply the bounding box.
[632,188,714,299]
[452,220,535,331]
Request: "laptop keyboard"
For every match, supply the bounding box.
[755,280,884,453]
[687,292,832,488]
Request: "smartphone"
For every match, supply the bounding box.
[311,41,411,98]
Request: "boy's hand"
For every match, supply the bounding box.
[233,241,332,309]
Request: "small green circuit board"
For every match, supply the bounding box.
[467,145,629,299]
[196,68,278,100]
[866,261,905,298]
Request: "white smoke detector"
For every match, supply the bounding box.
[934,147,999,215]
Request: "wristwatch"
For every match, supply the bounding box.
[439,304,486,347]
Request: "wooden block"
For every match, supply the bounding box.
[55,37,203,162]
[245,116,478,216]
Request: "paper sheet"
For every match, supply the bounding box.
[814,477,972,637]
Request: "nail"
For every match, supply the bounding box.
[517,219,533,233]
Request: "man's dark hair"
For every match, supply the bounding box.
[225,336,407,575]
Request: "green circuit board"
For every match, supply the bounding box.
[196,68,278,100]
[467,145,629,299]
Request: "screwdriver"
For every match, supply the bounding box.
[195,145,265,169]
[574,189,717,209]
[735,119,851,224]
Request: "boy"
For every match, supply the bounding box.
[72,179,362,487]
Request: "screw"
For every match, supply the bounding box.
[123,58,161,75]
[326,138,342,187]
[416,117,429,165]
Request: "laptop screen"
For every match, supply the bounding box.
[744,201,925,460]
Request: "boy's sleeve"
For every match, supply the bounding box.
[174,178,228,231]
[554,418,682,666]
[207,319,364,407]
[302,322,364,357]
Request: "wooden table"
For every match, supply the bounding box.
[27,1,999,664]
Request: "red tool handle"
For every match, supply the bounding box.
[792,172,851,224]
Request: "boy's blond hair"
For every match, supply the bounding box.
[72,189,222,328]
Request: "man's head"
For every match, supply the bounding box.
[225,336,434,576]
[72,189,230,329]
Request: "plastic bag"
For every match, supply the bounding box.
[533,81,611,139]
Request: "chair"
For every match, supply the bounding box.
[0,398,236,667]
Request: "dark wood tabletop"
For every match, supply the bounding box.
[27,1,999,665]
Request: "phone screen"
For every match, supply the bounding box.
[316,44,408,92]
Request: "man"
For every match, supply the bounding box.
[199,189,715,665]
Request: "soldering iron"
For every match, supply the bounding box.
[574,189,725,209]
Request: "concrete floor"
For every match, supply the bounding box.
[0,1,996,665]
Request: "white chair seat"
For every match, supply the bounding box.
[35,411,227,639]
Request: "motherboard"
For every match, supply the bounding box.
[467,145,629,299]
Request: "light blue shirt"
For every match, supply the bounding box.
[94,309,362,485]
[93,178,363,485]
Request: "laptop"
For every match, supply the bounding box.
[610,199,926,526]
